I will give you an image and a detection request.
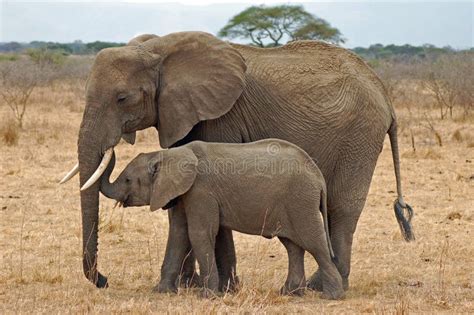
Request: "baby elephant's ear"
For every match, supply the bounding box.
[150,147,198,211]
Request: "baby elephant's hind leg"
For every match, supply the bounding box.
[279,237,306,296]
[297,214,345,300]
[304,236,345,300]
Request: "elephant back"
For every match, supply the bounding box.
[231,41,387,105]
[231,40,393,128]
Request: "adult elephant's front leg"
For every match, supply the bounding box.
[215,227,239,292]
[156,206,199,293]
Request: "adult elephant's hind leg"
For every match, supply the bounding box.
[308,143,380,292]
[325,200,366,291]
[177,248,200,288]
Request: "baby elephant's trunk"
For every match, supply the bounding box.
[99,152,119,200]
[320,189,337,263]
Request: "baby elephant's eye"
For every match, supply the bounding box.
[125,177,131,184]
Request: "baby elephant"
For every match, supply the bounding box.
[100,139,344,299]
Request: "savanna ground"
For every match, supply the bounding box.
[1,76,473,313]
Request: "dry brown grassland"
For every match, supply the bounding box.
[0,81,473,313]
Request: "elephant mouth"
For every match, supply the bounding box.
[113,195,130,208]
[122,195,131,207]
[123,117,142,133]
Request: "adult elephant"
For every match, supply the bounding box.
[61,32,414,292]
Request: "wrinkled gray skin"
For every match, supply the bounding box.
[76,31,413,291]
[101,139,345,299]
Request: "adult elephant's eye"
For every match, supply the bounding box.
[117,95,127,104]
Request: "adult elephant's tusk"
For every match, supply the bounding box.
[59,163,79,184]
[80,148,114,191]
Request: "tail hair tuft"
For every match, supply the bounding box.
[394,199,415,242]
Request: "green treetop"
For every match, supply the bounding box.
[218,5,344,47]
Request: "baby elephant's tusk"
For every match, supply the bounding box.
[59,163,79,184]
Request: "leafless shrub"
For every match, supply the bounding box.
[0,53,92,127]
[421,113,443,147]
[374,52,473,120]
[0,60,39,128]
[374,59,412,106]
[0,59,55,128]
[422,53,474,119]
[53,56,92,108]
[56,55,93,83]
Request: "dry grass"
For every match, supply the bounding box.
[1,84,473,313]
[1,121,19,146]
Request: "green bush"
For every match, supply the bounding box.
[26,48,68,66]
[0,54,19,62]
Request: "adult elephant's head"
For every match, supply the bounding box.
[61,32,246,287]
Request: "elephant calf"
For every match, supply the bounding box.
[100,139,345,299]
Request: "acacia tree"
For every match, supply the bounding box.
[218,5,344,47]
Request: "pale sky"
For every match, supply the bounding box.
[1,0,472,48]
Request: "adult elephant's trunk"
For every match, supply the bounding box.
[77,107,109,288]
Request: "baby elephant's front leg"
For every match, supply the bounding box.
[188,229,219,297]
[185,197,220,298]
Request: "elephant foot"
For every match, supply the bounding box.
[307,270,323,292]
[320,289,345,300]
[320,276,345,300]
[219,274,240,293]
[307,270,349,292]
[153,280,178,294]
[280,284,305,297]
[312,269,345,300]
[178,272,201,288]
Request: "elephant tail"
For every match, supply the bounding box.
[388,119,415,242]
[320,189,337,263]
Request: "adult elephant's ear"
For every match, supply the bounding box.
[146,32,247,148]
[149,147,198,211]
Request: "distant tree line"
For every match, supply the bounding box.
[352,43,472,61]
[1,40,470,60]
[0,40,125,55]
